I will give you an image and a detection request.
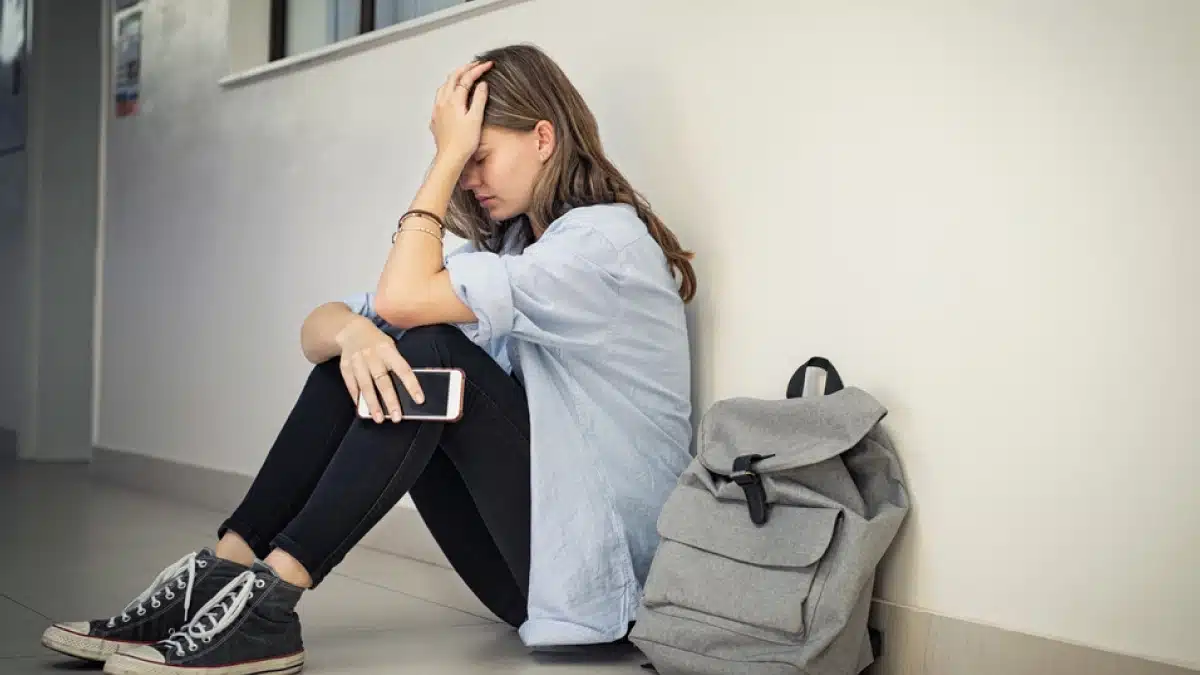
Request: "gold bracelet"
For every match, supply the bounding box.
[392,226,443,244]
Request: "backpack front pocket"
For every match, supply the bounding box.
[643,486,841,636]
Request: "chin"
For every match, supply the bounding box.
[489,206,519,222]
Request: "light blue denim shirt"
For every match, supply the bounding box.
[343,204,693,647]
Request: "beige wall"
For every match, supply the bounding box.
[99,0,1200,669]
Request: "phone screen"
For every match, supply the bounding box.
[390,370,452,417]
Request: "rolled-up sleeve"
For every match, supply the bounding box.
[445,224,621,349]
[341,291,374,319]
[340,291,407,338]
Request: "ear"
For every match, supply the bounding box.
[533,120,556,163]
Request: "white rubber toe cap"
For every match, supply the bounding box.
[42,622,119,662]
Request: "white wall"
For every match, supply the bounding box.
[0,0,28,435]
[100,0,1200,668]
[17,0,105,460]
[0,0,104,455]
[0,150,26,432]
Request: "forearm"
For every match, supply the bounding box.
[376,154,465,322]
[300,301,365,364]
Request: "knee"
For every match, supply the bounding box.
[396,324,468,364]
[400,324,464,348]
[313,357,343,377]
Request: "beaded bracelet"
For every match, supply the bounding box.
[392,226,443,244]
[398,209,445,232]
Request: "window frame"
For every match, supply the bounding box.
[269,0,474,62]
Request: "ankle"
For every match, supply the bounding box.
[214,532,256,568]
[263,550,313,589]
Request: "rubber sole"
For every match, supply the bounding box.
[103,649,306,675]
[41,623,147,662]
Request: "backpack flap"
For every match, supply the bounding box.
[696,388,887,479]
[658,485,840,568]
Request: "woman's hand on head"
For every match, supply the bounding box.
[430,61,493,166]
[334,316,425,423]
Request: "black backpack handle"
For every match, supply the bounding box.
[786,357,844,398]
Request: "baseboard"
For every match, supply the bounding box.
[866,601,1197,675]
[90,446,453,569]
[90,447,1196,674]
[0,426,16,462]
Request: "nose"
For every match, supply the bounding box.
[459,164,481,191]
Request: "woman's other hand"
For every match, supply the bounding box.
[430,61,493,165]
[334,316,425,423]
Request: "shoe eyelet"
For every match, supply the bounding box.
[165,590,175,600]
[151,599,161,609]
[137,608,147,616]
[202,637,211,644]
[178,581,186,589]
[255,579,266,589]
[190,645,198,652]
[198,561,207,568]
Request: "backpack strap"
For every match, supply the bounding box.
[786,357,844,398]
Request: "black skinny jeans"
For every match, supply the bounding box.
[218,325,532,627]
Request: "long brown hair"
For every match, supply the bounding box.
[446,44,697,303]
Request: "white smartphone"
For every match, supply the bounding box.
[357,368,465,422]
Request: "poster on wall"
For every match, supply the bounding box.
[113,6,142,117]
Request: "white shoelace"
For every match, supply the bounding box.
[160,571,266,658]
[107,552,208,629]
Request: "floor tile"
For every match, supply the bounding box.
[304,622,647,674]
[295,573,494,637]
[0,531,215,622]
[0,596,50,659]
[335,546,499,622]
[0,656,105,674]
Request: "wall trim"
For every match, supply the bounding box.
[90,446,451,569]
[88,447,1197,674]
[867,601,1198,675]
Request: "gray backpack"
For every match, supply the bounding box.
[630,358,910,675]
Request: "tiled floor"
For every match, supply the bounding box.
[0,462,646,674]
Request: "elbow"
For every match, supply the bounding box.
[374,289,422,330]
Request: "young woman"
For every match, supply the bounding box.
[42,44,696,675]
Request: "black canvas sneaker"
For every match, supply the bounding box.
[103,562,306,675]
[42,548,249,662]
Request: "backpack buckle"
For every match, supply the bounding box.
[730,470,759,486]
[731,454,775,526]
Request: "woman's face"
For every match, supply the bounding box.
[458,124,551,222]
